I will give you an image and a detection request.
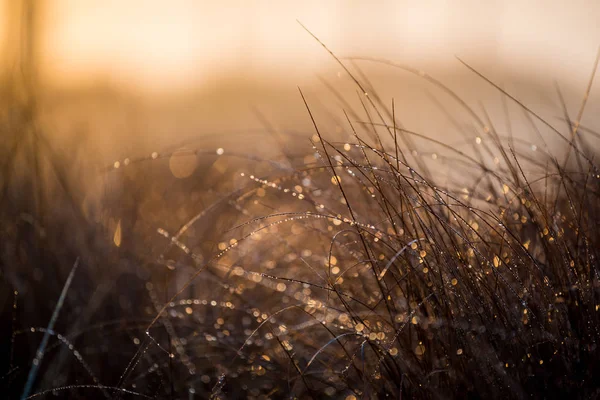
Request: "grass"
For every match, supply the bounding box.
[1,39,600,399]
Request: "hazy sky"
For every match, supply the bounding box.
[2,1,599,92]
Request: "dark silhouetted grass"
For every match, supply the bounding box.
[1,43,600,399]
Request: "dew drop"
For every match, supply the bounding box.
[414,343,426,356]
[276,283,287,292]
[493,256,501,268]
[113,220,122,247]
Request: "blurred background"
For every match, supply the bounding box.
[0,0,599,164]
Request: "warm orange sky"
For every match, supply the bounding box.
[2,1,599,92]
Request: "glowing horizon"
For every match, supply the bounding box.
[2,1,599,93]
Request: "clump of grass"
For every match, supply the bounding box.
[2,42,600,399]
